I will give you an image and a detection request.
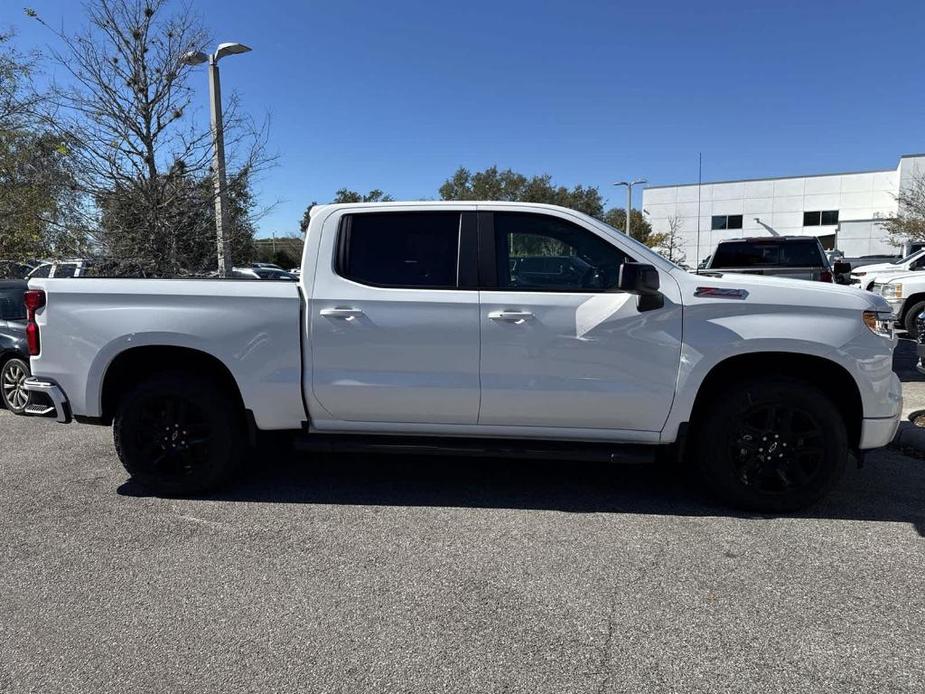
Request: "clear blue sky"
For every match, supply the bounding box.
[11,0,925,237]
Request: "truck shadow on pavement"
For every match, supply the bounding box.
[118,447,925,536]
[117,341,925,534]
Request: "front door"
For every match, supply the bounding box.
[310,209,481,425]
[478,211,682,432]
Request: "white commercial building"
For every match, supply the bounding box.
[642,153,925,265]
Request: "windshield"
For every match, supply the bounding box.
[891,248,925,265]
[591,217,684,272]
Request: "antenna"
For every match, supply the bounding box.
[696,152,702,267]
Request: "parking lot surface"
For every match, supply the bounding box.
[1,410,924,693]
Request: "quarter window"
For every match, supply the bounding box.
[338,212,461,288]
[493,213,629,291]
[711,215,743,231]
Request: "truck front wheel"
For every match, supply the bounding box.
[113,372,244,494]
[692,378,847,512]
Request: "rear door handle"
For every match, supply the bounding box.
[320,307,365,319]
[488,310,534,322]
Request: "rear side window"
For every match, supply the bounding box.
[338,212,461,288]
[0,287,26,320]
[711,240,824,268]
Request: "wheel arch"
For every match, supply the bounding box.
[687,352,864,449]
[899,293,925,324]
[99,345,247,425]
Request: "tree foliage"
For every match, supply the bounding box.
[439,166,604,218]
[30,0,267,275]
[883,173,925,245]
[299,188,393,232]
[601,207,663,247]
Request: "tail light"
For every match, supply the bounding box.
[819,270,833,283]
[24,289,46,356]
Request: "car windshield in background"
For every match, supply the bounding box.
[0,282,27,320]
[891,249,925,265]
[710,240,824,268]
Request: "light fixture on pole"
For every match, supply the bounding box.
[182,42,252,277]
[612,179,647,237]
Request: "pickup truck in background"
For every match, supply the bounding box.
[873,270,925,338]
[851,248,925,290]
[22,202,901,512]
[704,236,850,283]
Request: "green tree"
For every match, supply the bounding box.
[439,166,604,218]
[0,30,86,263]
[602,207,665,247]
[299,188,393,232]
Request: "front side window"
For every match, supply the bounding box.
[29,264,51,278]
[339,212,461,288]
[494,213,629,291]
[54,264,78,278]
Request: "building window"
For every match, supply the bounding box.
[711,214,743,231]
[804,210,839,226]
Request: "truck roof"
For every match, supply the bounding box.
[717,236,822,243]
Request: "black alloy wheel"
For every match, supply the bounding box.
[114,373,244,494]
[693,377,848,512]
[730,403,825,496]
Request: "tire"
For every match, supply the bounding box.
[904,300,925,339]
[691,377,848,512]
[1,357,31,414]
[113,372,244,495]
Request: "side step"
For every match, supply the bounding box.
[293,433,658,464]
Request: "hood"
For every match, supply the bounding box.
[869,270,921,284]
[680,269,890,312]
[852,262,897,275]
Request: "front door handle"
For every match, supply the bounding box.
[488,310,534,322]
[320,307,364,319]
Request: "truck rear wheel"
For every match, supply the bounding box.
[692,377,847,512]
[113,372,244,494]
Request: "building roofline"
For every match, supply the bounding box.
[644,166,897,190]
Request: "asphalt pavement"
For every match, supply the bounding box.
[1,408,924,694]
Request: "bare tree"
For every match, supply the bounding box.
[882,172,925,246]
[655,214,687,264]
[29,0,268,275]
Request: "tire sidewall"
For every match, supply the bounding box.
[693,378,848,512]
[1,357,31,414]
[904,301,925,338]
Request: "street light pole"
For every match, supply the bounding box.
[613,179,647,237]
[182,43,252,277]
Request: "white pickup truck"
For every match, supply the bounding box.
[22,202,901,511]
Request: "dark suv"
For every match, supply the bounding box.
[0,280,30,414]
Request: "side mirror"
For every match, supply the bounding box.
[617,262,660,295]
[833,260,851,274]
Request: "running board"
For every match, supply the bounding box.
[293,433,658,464]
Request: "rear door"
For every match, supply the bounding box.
[309,209,481,425]
[477,210,683,432]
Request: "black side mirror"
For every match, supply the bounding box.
[833,260,851,274]
[617,262,660,295]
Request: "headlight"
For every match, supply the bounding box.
[863,310,894,337]
[879,283,903,299]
